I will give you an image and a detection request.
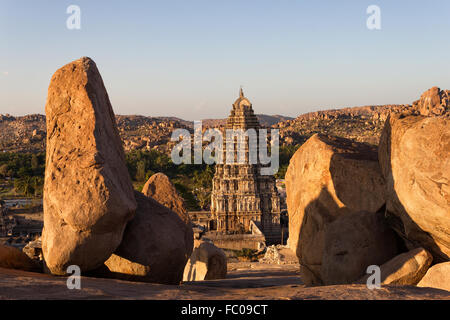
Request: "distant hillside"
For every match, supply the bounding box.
[276,86,449,147]
[0,114,291,154]
[201,114,294,128]
[275,104,412,146]
[1,86,447,153]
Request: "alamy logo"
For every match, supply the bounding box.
[366,265,381,289]
[66,265,81,289]
[366,5,381,30]
[170,121,279,175]
[66,5,81,30]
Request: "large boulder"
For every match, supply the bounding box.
[183,240,227,282]
[0,244,41,272]
[413,87,449,116]
[142,173,190,225]
[285,134,386,285]
[357,248,433,286]
[418,262,450,292]
[104,191,193,285]
[379,114,450,262]
[321,211,399,285]
[42,57,137,275]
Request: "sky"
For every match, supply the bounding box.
[1,0,449,120]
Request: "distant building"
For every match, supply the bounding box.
[210,89,281,243]
[0,200,14,237]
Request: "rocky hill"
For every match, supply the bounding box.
[0,114,46,153]
[0,114,192,154]
[276,86,449,147]
[0,114,292,154]
[202,114,294,129]
[1,87,447,153]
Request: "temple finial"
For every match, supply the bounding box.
[239,86,244,98]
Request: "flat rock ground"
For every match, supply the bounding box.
[0,248,449,300]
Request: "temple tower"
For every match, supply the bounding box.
[210,89,281,241]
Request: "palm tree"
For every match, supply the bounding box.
[14,176,35,197]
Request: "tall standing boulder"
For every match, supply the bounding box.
[104,191,194,285]
[42,57,137,275]
[142,172,190,225]
[285,134,386,285]
[379,114,450,262]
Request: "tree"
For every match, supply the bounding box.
[31,154,39,171]
[14,176,35,197]
[192,166,214,210]
[135,160,146,182]
[31,176,44,196]
[0,164,8,177]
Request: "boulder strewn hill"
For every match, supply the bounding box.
[276,86,449,147]
[1,87,448,154]
[0,114,291,154]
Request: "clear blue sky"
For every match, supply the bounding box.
[1,0,449,120]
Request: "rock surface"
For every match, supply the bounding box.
[418,262,450,292]
[1,266,449,300]
[379,114,450,262]
[142,173,190,224]
[104,191,193,285]
[259,245,282,264]
[285,134,386,285]
[413,86,450,117]
[22,237,43,261]
[321,211,399,285]
[0,245,40,272]
[358,248,433,286]
[183,240,227,281]
[42,57,137,275]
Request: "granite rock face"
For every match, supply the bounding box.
[321,211,399,285]
[104,191,193,285]
[418,262,450,292]
[285,134,386,285]
[379,114,450,262]
[42,57,136,275]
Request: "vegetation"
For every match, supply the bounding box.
[125,150,214,210]
[234,248,261,262]
[275,145,300,179]
[0,152,45,198]
[0,145,297,204]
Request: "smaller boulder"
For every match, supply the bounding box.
[259,245,282,264]
[104,191,193,285]
[357,248,433,286]
[183,240,227,282]
[0,244,41,272]
[22,237,43,261]
[418,262,450,292]
[142,173,190,225]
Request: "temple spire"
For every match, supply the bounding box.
[239,86,244,98]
